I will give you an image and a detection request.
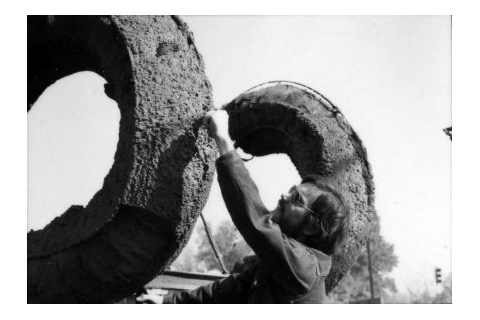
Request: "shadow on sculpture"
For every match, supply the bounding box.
[28,16,373,303]
[27,15,216,303]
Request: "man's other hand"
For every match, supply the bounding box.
[136,288,168,304]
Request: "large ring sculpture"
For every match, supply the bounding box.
[27,15,217,303]
[224,82,375,292]
[28,16,374,303]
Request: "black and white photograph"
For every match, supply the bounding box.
[18,3,475,311]
[26,14,452,305]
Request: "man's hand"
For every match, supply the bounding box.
[203,110,234,155]
[136,288,168,304]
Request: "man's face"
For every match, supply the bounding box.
[271,182,322,238]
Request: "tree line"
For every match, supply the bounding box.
[170,214,450,303]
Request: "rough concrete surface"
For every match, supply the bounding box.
[28,16,373,303]
[224,82,375,293]
[27,15,216,303]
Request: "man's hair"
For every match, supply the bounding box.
[301,175,350,255]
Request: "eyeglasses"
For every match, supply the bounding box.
[290,189,316,215]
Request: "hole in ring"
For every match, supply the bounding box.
[28,71,120,231]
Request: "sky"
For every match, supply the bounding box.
[27,16,451,295]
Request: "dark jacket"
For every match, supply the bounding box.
[163,150,332,303]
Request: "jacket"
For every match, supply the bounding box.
[163,150,332,303]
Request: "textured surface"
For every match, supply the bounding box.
[224,82,375,293]
[27,15,216,303]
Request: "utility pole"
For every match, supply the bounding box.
[366,238,375,302]
[350,238,381,304]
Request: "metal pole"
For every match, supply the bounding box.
[199,213,229,274]
[366,238,375,302]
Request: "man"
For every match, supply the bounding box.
[137,110,350,303]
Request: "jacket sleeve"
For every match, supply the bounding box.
[216,150,318,295]
[162,271,253,304]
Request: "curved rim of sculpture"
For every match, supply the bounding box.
[27,15,216,303]
[224,81,375,292]
[28,14,374,302]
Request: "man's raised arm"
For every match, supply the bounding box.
[204,110,317,295]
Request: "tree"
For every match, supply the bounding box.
[328,214,399,303]
[432,273,452,303]
[404,273,452,304]
[173,214,400,304]
[170,220,253,274]
[196,220,254,273]
[169,234,204,273]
